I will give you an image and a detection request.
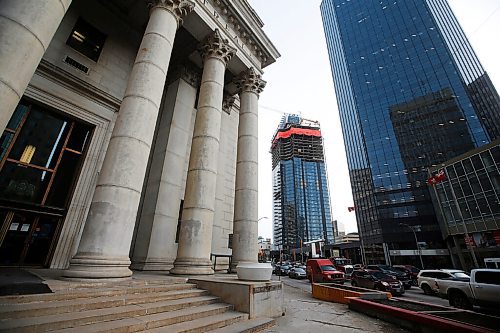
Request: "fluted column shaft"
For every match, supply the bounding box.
[171,30,236,275]
[64,1,194,279]
[0,0,71,132]
[231,68,266,270]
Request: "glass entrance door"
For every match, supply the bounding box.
[0,211,61,266]
[0,100,92,267]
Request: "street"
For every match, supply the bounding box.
[272,275,451,308]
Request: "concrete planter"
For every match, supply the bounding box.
[236,263,272,281]
[312,283,390,304]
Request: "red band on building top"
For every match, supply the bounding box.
[273,127,322,143]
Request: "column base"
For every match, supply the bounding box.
[63,255,132,280]
[170,258,214,275]
[230,259,258,273]
[130,257,174,271]
[236,262,273,282]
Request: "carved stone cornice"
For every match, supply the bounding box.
[148,0,195,27]
[198,29,237,66]
[234,67,266,96]
[222,93,236,114]
[206,0,280,67]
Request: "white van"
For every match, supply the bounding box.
[484,258,500,269]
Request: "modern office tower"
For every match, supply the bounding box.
[320,0,500,266]
[429,140,500,270]
[271,114,335,254]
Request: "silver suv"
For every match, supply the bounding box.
[417,269,469,295]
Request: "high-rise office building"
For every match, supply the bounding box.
[271,114,335,253]
[321,0,500,266]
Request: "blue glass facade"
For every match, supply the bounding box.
[272,116,334,250]
[321,0,500,263]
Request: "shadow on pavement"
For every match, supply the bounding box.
[0,268,52,296]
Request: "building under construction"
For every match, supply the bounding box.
[271,114,335,254]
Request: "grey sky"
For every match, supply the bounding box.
[249,0,500,240]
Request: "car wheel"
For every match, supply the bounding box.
[421,284,432,295]
[450,292,472,310]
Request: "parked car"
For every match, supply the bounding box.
[330,257,354,279]
[353,264,363,270]
[289,267,307,279]
[366,265,412,289]
[392,265,420,285]
[351,270,405,296]
[484,258,500,269]
[306,259,345,283]
[277,265,291,276]
[435,269,500,310]
[417,269,469,295]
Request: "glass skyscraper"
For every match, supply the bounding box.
[321,0,500,265]
[271,115,335,252]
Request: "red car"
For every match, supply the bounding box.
[306,259,345,283]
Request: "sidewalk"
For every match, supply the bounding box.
[267,282,407,333]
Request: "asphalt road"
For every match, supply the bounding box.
[273,274,451,308]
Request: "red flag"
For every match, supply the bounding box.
[348,206,355,212]
[427,170,447,185]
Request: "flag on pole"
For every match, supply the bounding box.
[427,169,446,185]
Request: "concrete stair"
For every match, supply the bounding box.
[0,279,274,333]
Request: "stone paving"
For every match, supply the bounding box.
[266,283,408,333]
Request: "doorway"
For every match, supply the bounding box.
[0,100,92,266]
[0,211,61,266]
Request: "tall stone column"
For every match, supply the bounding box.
[0,0,72,133]
[64,0,194,279]
[231,68,266,271]
[131,69,199,271]
[171,29,236,275]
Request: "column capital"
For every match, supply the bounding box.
[199,29,236,66]
[148,0,195,27]
[222,93,236,114]
[234,67,266,96]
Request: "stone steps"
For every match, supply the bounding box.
[144,311,248,333]
[0,283,196,304]
[206,318,276,333]
[47,303,235,333]
[0,279,275,333]
[0,295,220,332]
[0,288,209,319]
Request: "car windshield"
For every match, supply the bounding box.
[410,267,420,273]
[392,267,406,272]
[371,272,391,279]
[321,265,337,271]
[378,265,392,270]
[452,272,469,279]
[295,268,306,273]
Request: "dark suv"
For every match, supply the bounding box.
[366,265,412,289]
[351,270,405,296]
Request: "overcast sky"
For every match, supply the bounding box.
[248,0,500,240]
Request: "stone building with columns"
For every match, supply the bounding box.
[0,0,279,279]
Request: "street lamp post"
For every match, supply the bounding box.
[400,223,425,269]
[298,235,304,263]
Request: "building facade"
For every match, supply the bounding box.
[0,0,279,279]
[429,140,500,270]
[321,0,500,266]
[271,114,335,254]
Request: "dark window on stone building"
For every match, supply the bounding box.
[66,18,106,61]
